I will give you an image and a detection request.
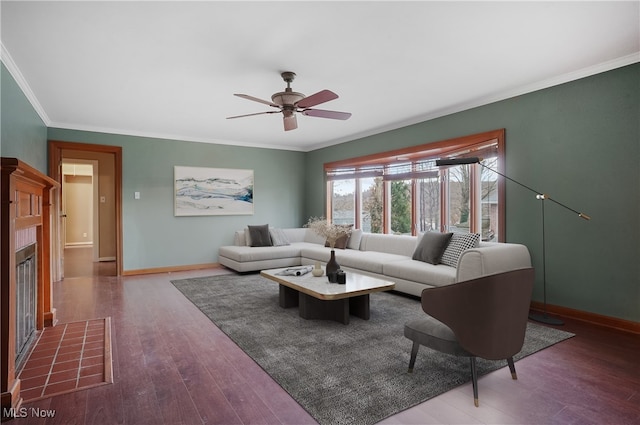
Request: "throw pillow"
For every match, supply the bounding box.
[412,232,453,265]
[269,228,290,246]
[248,224,272,247]
[234,230,246,246]
[440,232,481,267]
[324,224,353,249]
[347,229,363,250]
[325,234,350,249]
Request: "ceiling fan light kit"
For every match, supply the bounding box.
[227,71,352,131]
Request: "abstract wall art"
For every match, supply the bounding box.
[174,166,254,216]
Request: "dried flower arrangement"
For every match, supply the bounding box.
[304,216,352,249]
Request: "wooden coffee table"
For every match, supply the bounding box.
[260,267,395,324]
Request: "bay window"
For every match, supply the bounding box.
[325,129,505,241]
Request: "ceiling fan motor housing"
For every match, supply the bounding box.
[271,71,305,107]
[271,89,305,107]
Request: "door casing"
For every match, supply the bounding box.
[48,140,123,278]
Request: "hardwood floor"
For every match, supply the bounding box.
[62,246,117,279]
[9,247,640,424]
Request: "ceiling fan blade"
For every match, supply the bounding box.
[302,109,352,120]
[227,111,279,119]
[295,89,338,108]
[283,114,298,131]
[234,94,280,108]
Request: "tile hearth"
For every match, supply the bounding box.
[18,318,112,402]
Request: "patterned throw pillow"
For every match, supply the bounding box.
[269,228,290,246]
[440,232,481,267]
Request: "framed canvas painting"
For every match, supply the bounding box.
[174,166,254,216]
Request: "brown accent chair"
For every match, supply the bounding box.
[404,267,535,407]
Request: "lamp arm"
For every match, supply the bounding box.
[480,163,591,221]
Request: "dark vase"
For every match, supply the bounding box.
[326,250,340,283]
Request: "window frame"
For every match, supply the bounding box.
[324,129,506,241]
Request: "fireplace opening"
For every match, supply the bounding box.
[15,243,37,369]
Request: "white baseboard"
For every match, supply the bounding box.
[65,242,93,248]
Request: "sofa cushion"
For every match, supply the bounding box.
[282,228,309,243]
[441,232,480,267]
[219,243,305,262]
[303,230,327,244]
[300,246,407,274]
[359,233,418,257]
[248,224,272,247]
[412,232,453,265]
[383,259,457,287]
[339,251,408,274]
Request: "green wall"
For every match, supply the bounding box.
[46,128,307,271]
[3,58,638,322]
[1,64,47,171]
[305,63,640,322]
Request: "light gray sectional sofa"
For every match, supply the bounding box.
[217,228,532,297]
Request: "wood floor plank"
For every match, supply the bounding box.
[84,382,124,425]
[46,390,88,425]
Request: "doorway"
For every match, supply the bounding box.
[62,160,98,255]
[49,140,123,279]
[61,159,114,278]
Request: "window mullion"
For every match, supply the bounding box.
[469,163,479,234]
[383,180,390,233]
[355,178,362,229]
[440,170,449,233]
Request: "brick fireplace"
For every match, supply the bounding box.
[1,158,58,416]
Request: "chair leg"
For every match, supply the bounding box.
[408,341,419,373]
[470,357,479,407]
[507,357,517,380]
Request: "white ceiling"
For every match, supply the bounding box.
[2,1,638,152]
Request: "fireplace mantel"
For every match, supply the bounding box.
[1,158,59,416]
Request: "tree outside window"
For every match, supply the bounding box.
[361,177,383,233]
[390,180,412,234]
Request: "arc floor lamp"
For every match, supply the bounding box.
[435,157,590,326]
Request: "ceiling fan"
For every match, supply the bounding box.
[227,71,352,131]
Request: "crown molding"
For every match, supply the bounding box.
[1,42,51,126]
[47,122,309,152]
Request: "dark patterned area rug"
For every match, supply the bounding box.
[172,273,574,425]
